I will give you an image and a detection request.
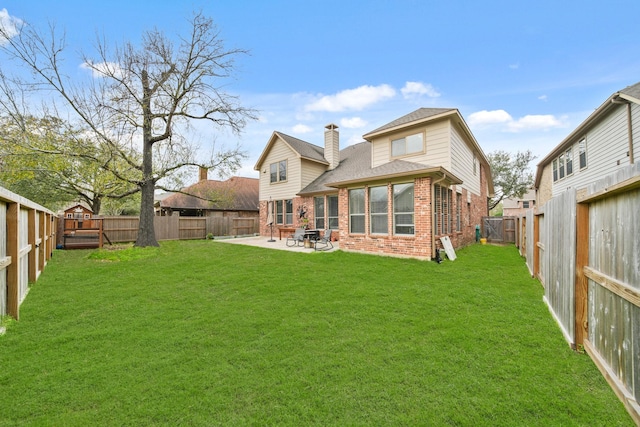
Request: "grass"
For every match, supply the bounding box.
[0,241,633,426]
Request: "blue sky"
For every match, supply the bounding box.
[2,1,640,182]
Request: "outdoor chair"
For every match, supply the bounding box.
[286,228,306,247]
[314,229,333,251]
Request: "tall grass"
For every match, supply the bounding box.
[0,241,632,425]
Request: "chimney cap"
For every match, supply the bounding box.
[325,123,339,130]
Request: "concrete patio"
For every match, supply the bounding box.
[213,235,339,253]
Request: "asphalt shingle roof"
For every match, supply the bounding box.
[275,132,327,164]
[364,108,455,137]
[160,176,259,211]
[620,81,640,100]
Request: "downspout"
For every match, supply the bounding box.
[627,103,634,164]
[431,172,448,259]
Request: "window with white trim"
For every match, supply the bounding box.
[327,195,339,229]
[565,147,573,176]
[349,188,365,234]
[314,196,325,229]
[578,138,587,169]
[285,199,293,224]
[393,183,414,235]
[369,186,388,234]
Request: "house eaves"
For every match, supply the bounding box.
[534,81,640,188]
[324,164,463,189]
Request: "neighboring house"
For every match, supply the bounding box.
[535,81,640,205]
[254,108,493,260]
[502,188,536,217]
[156,170,259,219]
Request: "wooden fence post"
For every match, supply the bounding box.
[533,212,540,279]
[7,202,19,320]
[574,202,589,348]
[28,209,37,282]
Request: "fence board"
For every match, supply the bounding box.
[0,202,6,316]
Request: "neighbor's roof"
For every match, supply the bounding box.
[159,176,259,211]
[535,80,640,188]
[254,131,328,170]
[298,142,462,195]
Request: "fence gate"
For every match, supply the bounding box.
[482,216,516,243]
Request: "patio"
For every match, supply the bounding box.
[214,234,340,253]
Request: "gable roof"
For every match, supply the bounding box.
[254,131,328,170]
[159,176,259,211]
[298,142,462,195]
[535,80,640,188]
[363,108,456,139]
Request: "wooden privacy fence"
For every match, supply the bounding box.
[516,163,640,424]
[0,186,56,320]
[100,215,258,243]
[482,216,516,243]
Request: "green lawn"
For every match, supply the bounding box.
[0,241,633,426]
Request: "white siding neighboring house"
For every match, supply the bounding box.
[535,81,640,204]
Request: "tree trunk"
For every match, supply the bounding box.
[91,196,102,216]
[135,69,159,247]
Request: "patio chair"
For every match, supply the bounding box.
[314,229,334,251]
[286,228,306,247]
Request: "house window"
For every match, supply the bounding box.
[369,186,388,235]
[393,183,414,235]
[349,188,365,234]
[391,132,423,157]
[565,147,573,176]
[270,160,287,183]
[552,159,558,182]
[523,201,530,209]
[275,200,283,224]
[456,192,462,232]
[327,195,339,229]
[285,199,293,224]
[66,213,73,219]
[558,153,565,179]
[434,184,452,235]
[578,138,587,169]
[314,196,325,229]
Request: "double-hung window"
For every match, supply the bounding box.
[565,147,573,176]
[369,186,388,234]
[327,195,339,229]
[391,132,423,157]
[393,183,414,235]
[314,196,325,229]
[553,159,558,182]
[275,200,283,224]
[270,160,287,183]
[285,199,293,224]
[349,189,365,234]
[434,184,452,235]
[558,153,565,179]
[578,138,587,169]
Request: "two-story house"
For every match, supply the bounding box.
[535,81,640,204]
[502,188,536,217]
[254,108,493,260]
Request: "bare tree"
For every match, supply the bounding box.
[0,12,256,246]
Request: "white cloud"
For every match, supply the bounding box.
[292,124,313,133]
[340,117,367,129]
[469,109,564,133]
[468,109,513,126]
[305,84,396,112]
[507,114,563,132]
[80,61,125,78]
[0,8,22,45]
[509,63,520,70]
[401,81,440,98]
[538,95,548,101]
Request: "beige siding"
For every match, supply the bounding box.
[552,104,632,197]
[301,159,327,189]
[450,124,480,196]
[258,138,301,201]
[370,119,451,168]
[537,165,553,206]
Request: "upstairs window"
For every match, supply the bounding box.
[553,159,558,182]
[558,153,565,179]
[578,138,587,169]
[270,160,287,183]
[391,132,423,157]
[565,147,573,176]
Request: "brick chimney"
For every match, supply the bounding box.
[199,166,208,182]
[324,124,340,170]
